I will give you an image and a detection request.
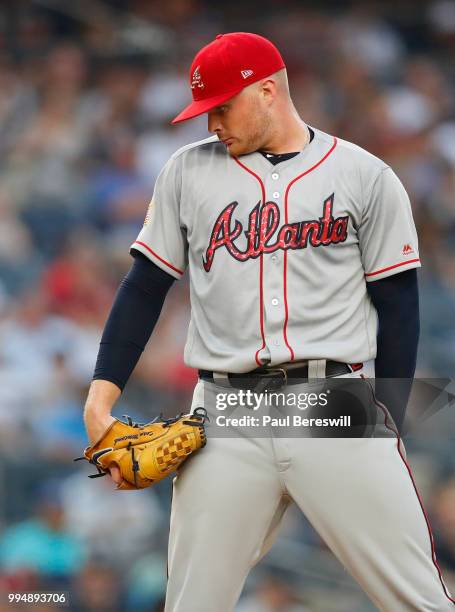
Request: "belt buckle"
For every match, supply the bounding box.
[255,367,287,392]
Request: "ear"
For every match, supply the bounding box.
[259,78,277,105]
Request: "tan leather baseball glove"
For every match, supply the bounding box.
[75,408,208,490]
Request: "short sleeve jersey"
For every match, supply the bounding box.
[132,127,421,372]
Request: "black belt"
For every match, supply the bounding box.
[199,361,363,391]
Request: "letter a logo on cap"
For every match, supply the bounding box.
[191,66,205,90]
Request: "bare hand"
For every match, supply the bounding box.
[83,381,124,487]
[85,413,116,446]
[84,412,123,486]
[108,463,123,485]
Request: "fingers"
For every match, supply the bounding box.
[108,463,123,485]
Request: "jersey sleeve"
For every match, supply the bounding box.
[358,167,421,282]
[130,155,188,280]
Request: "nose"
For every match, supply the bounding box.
[208,112,222,134]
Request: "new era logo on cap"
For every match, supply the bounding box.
[241,69,254,79]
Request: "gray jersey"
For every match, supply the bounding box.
[132,127,420,372]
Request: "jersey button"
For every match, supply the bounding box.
[272,298,279,306]
[271,173,279,180]
[273,191,280,198]
[271,255,278,262]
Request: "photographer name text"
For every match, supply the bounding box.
[215,415,351,428]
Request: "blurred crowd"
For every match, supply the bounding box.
[0,0,454,610]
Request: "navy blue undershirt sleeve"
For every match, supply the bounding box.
[366,269,420,432]
[92,250,175,391]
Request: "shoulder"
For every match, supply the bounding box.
[158,136,226,181]
[169,135,225,163]
[153,136,226,196]
[313,127,389,177]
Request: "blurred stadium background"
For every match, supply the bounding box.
[0,0,454,610]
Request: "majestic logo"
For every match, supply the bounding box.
[202,193,348,272]
[241,69,254,79]
[191,66,205,90]
[402,243,414,255]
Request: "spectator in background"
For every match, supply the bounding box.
[87,130,152,238]
[71,561,124,612]
[236,572,310,612]
[431,477,455,576]
[0,480,86,588]
[43,231,114,328]
[0,187,37,294]
[0,284,79,417]
[124,552,167,612]
[60,470,164,567]
[0,283,94,413]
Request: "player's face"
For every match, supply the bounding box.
[207,87,271,156]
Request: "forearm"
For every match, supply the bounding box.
[85,378,121,415]
[373,278,419,380]
[84,379,121,444]
[92,250,175,389]
[84,252,175,443]
[367,269,420,432]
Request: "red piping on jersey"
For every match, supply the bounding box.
[133,241,184,276]
[365,259,420,277]
[282,136,338,361]
[233,157,266,366]
[364,377,455,606]
[349,363,363,372]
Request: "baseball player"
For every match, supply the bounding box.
[83,33,455,611]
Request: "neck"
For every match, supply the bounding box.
[261,110,309,154]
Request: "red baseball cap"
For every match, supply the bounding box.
[171,32,286,124]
